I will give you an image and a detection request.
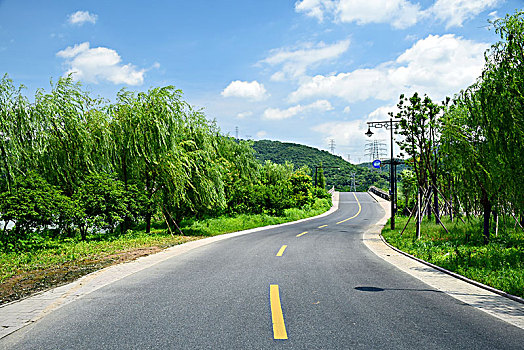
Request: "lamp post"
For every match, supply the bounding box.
[314,166,340,188]
[365,118,400,230]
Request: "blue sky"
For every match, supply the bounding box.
[1,0,522,162]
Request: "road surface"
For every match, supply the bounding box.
[1,192,523,349]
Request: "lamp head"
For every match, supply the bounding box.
[365,127,374,137]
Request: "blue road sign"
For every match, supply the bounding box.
[372,159,381,169]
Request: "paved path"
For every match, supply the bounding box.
[1,192,523,349]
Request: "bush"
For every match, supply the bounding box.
[0,172,72,251]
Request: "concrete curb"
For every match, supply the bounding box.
[378,235,524,305]
[0,193,340,339]
[362,193,524,329]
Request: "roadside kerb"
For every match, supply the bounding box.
[0,193,339,339]
[364,191,524,329]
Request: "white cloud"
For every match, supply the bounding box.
[343,106,351,114]
[428,0,501,28]
[56,42,145,85]
[263,99,333,120]
[236,111,253,119]
[256,130,268,139]
[311,120,367,150]
[68,10,98,25]
[221,80,269,101]
[295,0,421,28]
[368,104,399,120]
[290,34,488,103]
[336,0,421,29]
[294,0,335,22]
[261,39,350,80]
[295,0,501,29]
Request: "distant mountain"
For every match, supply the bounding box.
[252,140,390,192]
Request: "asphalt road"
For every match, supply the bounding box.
[1,192,523,349]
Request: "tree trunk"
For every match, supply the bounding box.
[481,188,491,245]
[145,173,152,234]
[416,188,421,239]
[426,187,432,221]
[432,176,439,225]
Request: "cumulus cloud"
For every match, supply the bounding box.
[68,10,98,25]
[261,39,350,80]
[428,0,502,28]
[311,120,367,150]
[221,80,269,101]
[263,99,333,120]
[294,0,335,22]
[295,0,501,29]
[56,42,146,85]
[290,34,488,103]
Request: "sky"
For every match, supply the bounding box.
[1,0,522,163]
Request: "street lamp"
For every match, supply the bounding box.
[365,118,400,230]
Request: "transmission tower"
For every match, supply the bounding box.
[329,139,336,154]
[235,126,239,140]
[364,140,387,161]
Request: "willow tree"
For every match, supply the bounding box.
[0,75,42,192]
[33,76,110,196]
[477,11,524,219]
[110,86,228,232]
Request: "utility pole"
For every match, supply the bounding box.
[235,126,239,140]
[329,139,336,154]
[350,172,357,192]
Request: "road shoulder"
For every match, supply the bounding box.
[363,192,524,329]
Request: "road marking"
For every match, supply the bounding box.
[296,231,308,237]
[276,245,287,256]
[336,192,362,225]
[270,285,288,340]
[318,225,328,229]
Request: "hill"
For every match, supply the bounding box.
[252,140,389,192]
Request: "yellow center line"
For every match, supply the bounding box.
[276,245,287,256]
[336,192,362,224]
[318,225,328,229]
[270,285,288,340]
[296,231,308,237]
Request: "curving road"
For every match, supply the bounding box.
[1,192,523,349]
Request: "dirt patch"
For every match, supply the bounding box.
[0,246,166,305]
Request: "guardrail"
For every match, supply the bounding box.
[368,186,390,200]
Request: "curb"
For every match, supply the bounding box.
[379,234,524,305]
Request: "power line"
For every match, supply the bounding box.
[364,140,387,161]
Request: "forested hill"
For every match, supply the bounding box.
[252,140,389,192]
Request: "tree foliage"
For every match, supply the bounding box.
[395,10,524,243]
[0,75,332,251]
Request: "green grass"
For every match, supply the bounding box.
[382,216,524,298]
[0,199,331,304]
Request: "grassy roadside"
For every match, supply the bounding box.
[382,216,524,298]
[0,204,331,305]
